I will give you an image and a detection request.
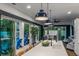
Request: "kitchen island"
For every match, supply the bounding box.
[22,40,68,56]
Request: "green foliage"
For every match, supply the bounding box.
[24,23,29,33]
[38,26,41,39]
[0,19,14,32]
[42,40,49,46]
[30,27,38,37]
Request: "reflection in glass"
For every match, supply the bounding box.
[0,19,14,56]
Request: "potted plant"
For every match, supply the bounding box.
[42,40,49,46]
[30,27,38,46]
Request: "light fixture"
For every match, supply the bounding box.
[35,9,48,21]
[26,5,31,9]
[67,11,71,14]
[35,3,48,21]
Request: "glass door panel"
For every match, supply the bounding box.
[0,19,15,56]
[24,23,29,45]
[15,22,21,49]
[58,27,66,40]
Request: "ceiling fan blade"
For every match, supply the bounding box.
[53,19,61,23]
[54,20,60,23]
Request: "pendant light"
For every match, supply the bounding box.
[35,3,48,21]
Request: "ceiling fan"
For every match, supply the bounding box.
[53,19,61,23]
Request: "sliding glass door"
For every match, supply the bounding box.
[24,23,29,45]
[0,18,15,56]
[44,26,66,40]
[58,27,66,40]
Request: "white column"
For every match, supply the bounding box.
[65,27,66,39]
[74,18,79,55]
[19,22,24,46]
[29,24,32,44]
[70,25,72,37]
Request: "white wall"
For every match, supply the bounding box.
[0,3,42,25]
[74,18,79,55]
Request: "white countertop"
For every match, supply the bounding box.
[22,40,68,56]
